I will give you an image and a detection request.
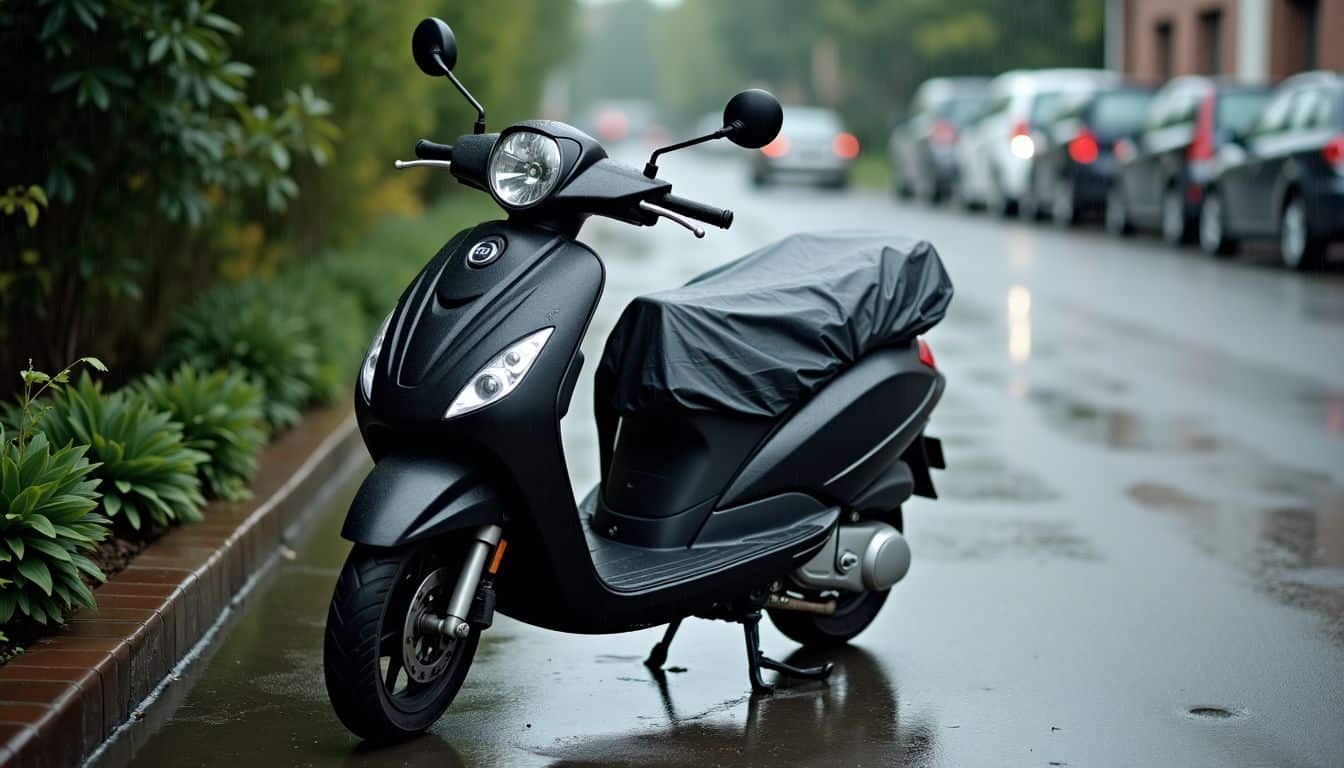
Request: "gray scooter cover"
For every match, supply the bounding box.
[597,232,953,418]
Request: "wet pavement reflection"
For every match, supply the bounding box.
[99,151,1344,767]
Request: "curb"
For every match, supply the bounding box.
[0,407,363,767]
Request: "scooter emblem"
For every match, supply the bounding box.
[466,236,505,268]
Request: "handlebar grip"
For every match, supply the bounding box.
[661,194,734,229]
[415,139,454,161]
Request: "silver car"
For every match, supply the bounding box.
[750,107,858,188]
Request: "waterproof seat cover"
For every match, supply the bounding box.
[596,232,954,419]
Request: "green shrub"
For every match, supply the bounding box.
[0,433,108,626]
[161,283,318,429]
[38,377,207,531]
[272,275,365,406]
[135,366,267,502]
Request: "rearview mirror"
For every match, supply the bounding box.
[723,89,783,149]
[412,17,457,76]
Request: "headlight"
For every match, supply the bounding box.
[1009,133,1035,159]
[446,328,554,418]
[360,312,393,401]
[488,131,563,208]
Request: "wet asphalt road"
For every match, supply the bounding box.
[99,150,1344,768]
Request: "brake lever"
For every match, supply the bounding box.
[394,159,453,170]
[638,200,705,239]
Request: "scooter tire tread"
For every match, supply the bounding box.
[324,545,407,742]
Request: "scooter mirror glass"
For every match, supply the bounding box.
[412,17,457,76]
[723,89,784,149]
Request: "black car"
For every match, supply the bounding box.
[888,77,988,202]
[1023,85,1155,225]
[1107,76,1271,245]
[1200,71,1344,270]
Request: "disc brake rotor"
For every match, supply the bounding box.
[401,567,455,684]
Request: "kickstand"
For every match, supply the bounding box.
[644,617,683,670]
[741,611,833,694]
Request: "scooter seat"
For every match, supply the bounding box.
[596,232,952,419]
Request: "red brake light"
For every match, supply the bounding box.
[930,120,958,146]
[761,135,789,158]
[1011,119,1030,139]
[1188,92,1216,162]
[1323,135,1344,168]
[918,338,936,368]
[1114,138,1134,162]
[1068,127,1099,164]
[832,132,860,159]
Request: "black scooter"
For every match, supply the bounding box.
[323,18,952,742]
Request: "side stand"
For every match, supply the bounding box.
[644,617,682,669]
[741,611,833,694]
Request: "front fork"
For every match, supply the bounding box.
[417,524,503,638]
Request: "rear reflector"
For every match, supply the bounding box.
[1068,127,1099,164]
[1323,135,1344,169]
[918,338,936,368]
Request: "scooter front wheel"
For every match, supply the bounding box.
[323,542,479,742]
[768,588,890,648]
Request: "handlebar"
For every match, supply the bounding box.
[415,139,454,161]
[660,194,734,230]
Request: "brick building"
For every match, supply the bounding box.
[1105,0,1344,82]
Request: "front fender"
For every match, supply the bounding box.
[341,454,507,547]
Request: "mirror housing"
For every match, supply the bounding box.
[412,17,457,76]
[723,89,783,149]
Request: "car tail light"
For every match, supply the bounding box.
[930,120,958,146]
[918,338,936,368]
[1188,91,1216,163]
[1323,135,1344,170]
[1009,119,1035,159]
[761,135,789,158]
[1114,137,1134,162]
[1068,127,1099,164]
[832,132,860,159]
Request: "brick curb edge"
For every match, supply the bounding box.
[0,407,363,767]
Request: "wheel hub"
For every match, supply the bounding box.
[401,567,455,684]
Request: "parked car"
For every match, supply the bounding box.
[954,69,1119,215]
[751,106,859,188]
[1022,85,1156,225]
[889,77,989,202]
[1199,71,1344,269]
[1106,76,1271,244]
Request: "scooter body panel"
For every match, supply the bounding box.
[718,345,944,510]
[341,453,507,547]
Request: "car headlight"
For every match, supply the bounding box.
[488,131,563,208]
[446,328,554,418]
[360,312,393,401]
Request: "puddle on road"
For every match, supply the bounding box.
[1128,479,1344,645]
[1029,387,1221,453]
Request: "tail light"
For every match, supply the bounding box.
[761,135,790,158]
[1323,135,1344,171]
[832,132,860,159]
[930,120,958,146]
[1009,120,1035,159]
[918,338,936,368]
[1114,137,1135,162]
[1188,91,1216,163]
[1068,127,1099,164]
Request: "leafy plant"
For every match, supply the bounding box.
[135,365,267,501]
[0,432,109,626]
[7,356,108,458]
[37,376,207,531]
[160,282,318,429]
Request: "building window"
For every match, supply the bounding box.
[1292,0,1320,70]
[1198,10,1223,75]
[1155,20,1174,80]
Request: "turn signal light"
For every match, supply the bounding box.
[761,135,790,158]
[918,338,936,368]
[832,132,860,159]
[1068,128,1099,164]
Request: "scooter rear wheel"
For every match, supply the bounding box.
[323,542,479,742]
[768,588,890,648]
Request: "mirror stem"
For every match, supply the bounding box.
[436,53,487,134]
[643,124,735,178]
